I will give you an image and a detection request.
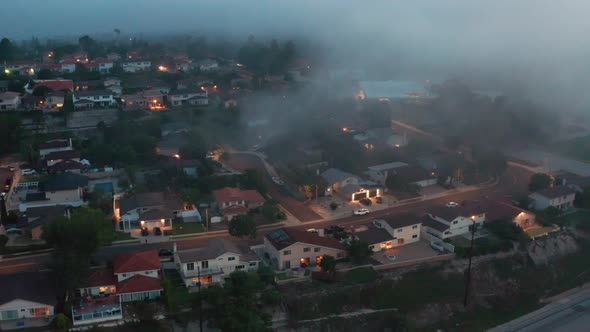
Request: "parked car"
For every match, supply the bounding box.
[354,208,370,216]
[21,169,36,176]
[140,227,149,236]
[376,196,383,204]
[272,177,284,185]
[0,192,6,198]
[8,166,15,172]
[384,254,397,262]
[154,227,162,236]
[306,228,318,234]
[431,241,445,253]
[359,198,372,206]
[158,248,173,257]
[445,201,459,208]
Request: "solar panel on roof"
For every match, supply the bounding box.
[270,229,289,242]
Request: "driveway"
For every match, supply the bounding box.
[373,240,440,265]
[222,153,323,222]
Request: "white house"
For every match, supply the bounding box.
[0,272,59,328]
[174,239,260,288]
[60,61,77,73]
[39,139,73,157]
[365,162,409,186]
[529,186,576,211]
[73,90,115,109]
[264,228,346,270]
[0,91,21,111]
[168,89,208,107]
[122,60,151,73]
[362,214,422,251]
[422,204,485,239]
[46,91,65,109]
[89,58,114,73]
[19,173,88,212]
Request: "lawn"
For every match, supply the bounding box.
[172,221,204,235]
[525,226,558,238]
[112,231,134,241]
[162,270,194,312]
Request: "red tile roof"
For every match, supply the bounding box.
[266,228,345,251]
[87,268,116,287]
[221,205,249,217]
[113,250,160,274]
[34,80,74,91]
[212,187,265,205]
[117,274,162,294]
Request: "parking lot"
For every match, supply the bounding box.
[373,239,440,265]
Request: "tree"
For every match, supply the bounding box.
[54,313,71,332]
[302,184,314,200]
[529,173,551,192]
[36,68,55,79]
[0,112,20,154]
[575,186,590,208]
[346,240,373,264]
[260,200,280,222]
[228,214,257,238]
[0,38,15,61]
[241,169,266,194]
[63,91,74,120]
[319,255,337,275]
[88,189,112,214]
[32,85,52,97]
[78,35,96,53]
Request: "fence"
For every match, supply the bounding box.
[373,254,455,271]
[420,230,455,253]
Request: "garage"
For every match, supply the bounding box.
[368,189,378,197]
[352,192,366,201]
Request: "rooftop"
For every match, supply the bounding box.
[266,228,345,251]
[117,274,162,295]
[367,162,409,172]
[421,215,449,232]
[113,250,160,274]
[212,187,265,204]
[321,168,359,185]
[86,268,116,287]
[44,150,80,161]
[119,192,183,214]
[25,205,68,228]
[531,186,577,199]
[0,272,61,306]
[382,213,424,229]
[39,139,71,150]
[355,227,393,245]
[74,89,113,98]
[176,238,242,263]
[43,173,88,191]
[428,203,484,222]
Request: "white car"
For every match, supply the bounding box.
[354,208,370,216]
[445,201,459,208]
[272,177,284,185]
[21,169,36,176]
[384,254,396,262]
[306,228,318,234]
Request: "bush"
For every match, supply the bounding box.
[0,235,7,248]
[330,202,338,210]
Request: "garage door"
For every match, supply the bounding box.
[352,192,365,201]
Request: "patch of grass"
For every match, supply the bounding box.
[525,226,557,238]
[276,272,294,280]
[172,221,204,235]
[340,267,377,284]
[0,244,52,255]
[162,270,194,312]
[112,231,134,241]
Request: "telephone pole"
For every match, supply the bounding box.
[463,217,477,307]
[198,266,203,332]
[204,208,209,232]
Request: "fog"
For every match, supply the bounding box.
[4,0,590,111]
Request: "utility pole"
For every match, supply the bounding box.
[198,266,203,332]
[204,208,209,232]
[315,184,318,203]
[463,216,476,307]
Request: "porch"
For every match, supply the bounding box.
[72,295,122,326]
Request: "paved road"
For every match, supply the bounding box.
[0,165,529,274]
[222,153,323,222]
[489,288,590,332]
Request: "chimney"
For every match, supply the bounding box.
[317,229,325,237]
[173,242,177,253]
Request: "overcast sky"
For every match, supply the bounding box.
[3,0,590,110]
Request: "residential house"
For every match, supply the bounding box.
[75,80,104,91]
[126,49,144,60]
[39,139,73,157]
[116,192,199,231]
[169,158,201,177]
[0,272,60,329]
[360,214,423,251]
[212,187,265,220]
[529,186,576,211]
[25,80,74,94]
[175,238,260,288]
[120,93,148,110]
[321,168,382,201]
[168,89,208,107]
[176,77,212,90]
[73,90,115,109]
[122,60,151,73]
[555,171,590,193]
[19,205,70,240]
[2,60,38,74]
[264,228,346,270]
[87,58,114,73]
[21,95,45,110]
[73,250,162,325]
[103,77,122,88]
[195,58,219,72]
[353,127,407,150]
[481,200,536,229]
[47,160,88,174]
[123,78,170,94]
[46,91,65,109]
[0,92,21,110]
[59,61,77,73]
[60,51,88,64]
[422,203,485,239]
[389,165,437,188]
[143,88,166,109]
[19,173,88,212]
[365,162,409,186]
[106,52,122,61]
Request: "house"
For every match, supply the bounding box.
[115,192,198,231]
[88,58,114,73]
[19,173,88,212]
[60,51,88,64]
[0,91,21,110]
[43,150,81,168]
[365,162,409,186]
[422,203,485,239]
[107,53,122,61]
[20,205,70,240]
[143,88,166,109]
[124,78,170,93]
[73,250,162,325]
[529,186,576,211]
[75,80,104,91]
[176,77,212,90]
[60,61,77,73]
[169,158,201,177]
[175,238,260,288]
[389,165,437,188]
[46,91,65,109]
[103,77,122,88]
[195,58,219,72]
[25,79,74,93]
[264,228,346,270]
[320,168,382,201]
[361,214,423,251]
[122,60,151,73]
[2,60,38,74]
[212,187,265,220]
[39,139,73,157]
[168,89,208,107]
[73,90,115,109]
[0,272,61,329]
[555,171,590,193]
[47,160,88,174]
[121,93,148,110]
[481,200,536,229]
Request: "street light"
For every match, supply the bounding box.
[463,215,477,307]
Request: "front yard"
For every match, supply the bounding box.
[172,221,204,235]
[112,230,134,241]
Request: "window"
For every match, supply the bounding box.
[412,234,418,239]
[228,257,235,261]
[444,231,451,235]
[397,228,403,233]
[249,262,257,266]
[236,265,245,270]
[187,263,194,271]
[303,247,310,252]
[314,247,320,252]
[369,245,375,250]
[283,250,291,255]
[122,273,127,278]
[412,225,418,229]
[201,261,208,269]
[452,221,458,224]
